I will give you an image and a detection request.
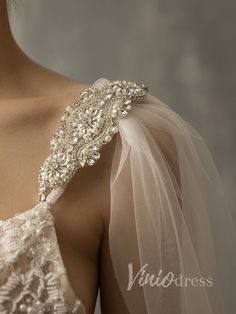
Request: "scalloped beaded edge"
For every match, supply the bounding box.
[38,80,149,202]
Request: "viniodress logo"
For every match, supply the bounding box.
[127,263,213,291]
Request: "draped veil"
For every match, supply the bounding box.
[93,78,236,314]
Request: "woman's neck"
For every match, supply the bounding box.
[0,0,37,99]
[0,1,28,73]
[0,1,84,100]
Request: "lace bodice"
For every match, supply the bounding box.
[0,202,84,314]
[0,78,149,314]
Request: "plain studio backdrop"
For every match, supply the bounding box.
[8,1,236,313]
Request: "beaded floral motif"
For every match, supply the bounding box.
[38,80,149,201]
[0,203,85,314]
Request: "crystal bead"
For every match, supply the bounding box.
[56,152,66,162]
[124,99,131,105]
[78,159,86,167]
[111,108,118,117]
[99,100,105,107]
[39,186,46,192]
[104,93,112,100]
[80,91,90,100]
[78,127,86,137]
[89,151,100,160]
[92,144,100,151]
[72,121,79,128]
[61,115,66,121]
[111,126,118,133]
[66,144,74,153]
[104,135,112,142]
[38,80,148,201]
[71,136,78,144]
[121,110,128,117]
[50,138,58,149]
[87,159,95,166]
[65,106,72,113]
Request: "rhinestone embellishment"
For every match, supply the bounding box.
[38,80,149,202]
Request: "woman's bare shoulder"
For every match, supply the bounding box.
[1,54,92,100]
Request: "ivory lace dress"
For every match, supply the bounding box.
[0,77,235,314]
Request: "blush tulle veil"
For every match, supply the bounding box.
[94,78,236,314]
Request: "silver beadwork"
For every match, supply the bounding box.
[38,80,149,202]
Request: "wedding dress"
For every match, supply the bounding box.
[0,77,235,314]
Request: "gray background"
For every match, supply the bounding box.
[8,1,236,313]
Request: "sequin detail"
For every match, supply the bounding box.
[38,80,148,201]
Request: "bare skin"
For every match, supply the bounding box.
[0,1,128,313]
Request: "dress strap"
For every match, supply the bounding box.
[37,78,149,205]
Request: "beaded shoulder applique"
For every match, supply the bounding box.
[38,80,149,202]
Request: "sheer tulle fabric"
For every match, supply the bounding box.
[107,89,236,314]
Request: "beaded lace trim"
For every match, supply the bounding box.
[38,80,149,202]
